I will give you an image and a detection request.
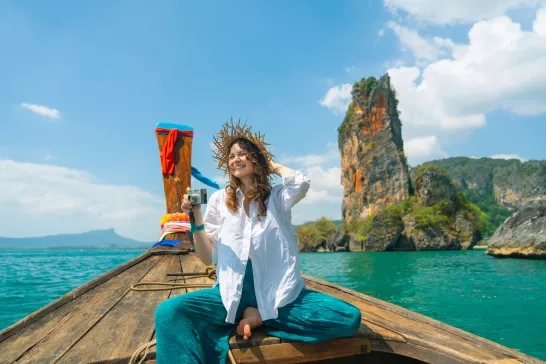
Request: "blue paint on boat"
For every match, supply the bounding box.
[155,122,193,131]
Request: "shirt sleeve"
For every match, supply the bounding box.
[279,170,311,211]
[203,190,221,264]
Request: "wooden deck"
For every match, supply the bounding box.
[0,247,542,364]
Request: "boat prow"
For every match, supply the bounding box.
[0,122,542,363]
[0,247,541,363]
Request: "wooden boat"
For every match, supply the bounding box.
[0,123,543,364]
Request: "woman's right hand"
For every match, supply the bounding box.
[181,187,201,214]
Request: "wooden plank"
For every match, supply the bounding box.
[228,319,404,351]
[229,337,371,364]
[179,252,215,293]
[304,274,541,363]
[229,328,281,349]
[304,279,533,363]
[55,254,182,364]
[0,250,154,344]
[166,254,187,298]
[143,253,212,362]
[359,320,406,343]
[0,293,83,364]
[371,340,465,364]
[304,280,494,362]
[0,254,161,364]
[145,254,190,353]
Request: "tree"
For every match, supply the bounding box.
[314,217,338,242]
[296,225,319,251]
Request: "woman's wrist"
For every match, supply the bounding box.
[269,161,280,175]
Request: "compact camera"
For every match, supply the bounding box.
[188,188,208,205]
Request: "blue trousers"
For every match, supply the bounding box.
[154,261,362,364]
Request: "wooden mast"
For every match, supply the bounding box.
[155,122,193,248]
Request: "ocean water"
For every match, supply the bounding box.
[0,249,545,360]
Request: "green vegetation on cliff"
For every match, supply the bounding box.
[342,193,486,245]
[419,157,545,238]
[338,76,378,136]
[298,165,487,252]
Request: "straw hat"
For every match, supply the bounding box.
[212,118,274,176]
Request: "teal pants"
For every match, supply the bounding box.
[154,261,362,364]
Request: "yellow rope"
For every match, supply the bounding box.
[129,339,156,364]
[131,282,213,291]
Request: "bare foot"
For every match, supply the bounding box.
[236,307,263,341]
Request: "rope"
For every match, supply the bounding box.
[129,339,156,364]
[129,266,217,291]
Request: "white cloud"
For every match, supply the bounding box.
[19,103,61,119]
[404,136,448,165]
[277,145,344,223]
[319,83,353,114]
[383,0,545,25]
[386,21,467,64]
[279,142,339,167]
[536,7,546,33]
[490,154,527,161]
[387,9,546,134]
[300,165,343,204]
[0,159,164,241]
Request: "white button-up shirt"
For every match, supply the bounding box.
[203,170,311,324]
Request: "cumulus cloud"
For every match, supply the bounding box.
[0,159,165,241]
[490,154,527,161]
[278,144,343,223]
[19,103,61,119]
[279,142,339,167]
[388,10,546,133]
[404,136,448,165]
[386,22,467,64]
[319,7,545,169]
[319,83,353,114]
[383,0,545,25]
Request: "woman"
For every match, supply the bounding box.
[154,120,361,364]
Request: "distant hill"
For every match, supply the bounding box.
[418,157,545,238]
[0,229,153,250]
[295,220,342,229]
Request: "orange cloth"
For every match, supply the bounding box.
[160,129,179,175]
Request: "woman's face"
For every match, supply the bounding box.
[228,142,255,179]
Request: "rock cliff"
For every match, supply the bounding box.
[338,75,413,224]
[486,195,546,259]
[421,157,545,208]
[335,74,485,252]
[343,166,484,251]
[420,157,545,238]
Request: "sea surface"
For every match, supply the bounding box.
[0,249,545,360]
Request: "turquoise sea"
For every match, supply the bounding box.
[0,249,545,360]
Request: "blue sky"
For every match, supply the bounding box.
[1,0,545,241]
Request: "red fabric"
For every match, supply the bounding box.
[155,128,193,137]
[160,129,179,175]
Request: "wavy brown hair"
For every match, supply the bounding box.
[225,138,272,219]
